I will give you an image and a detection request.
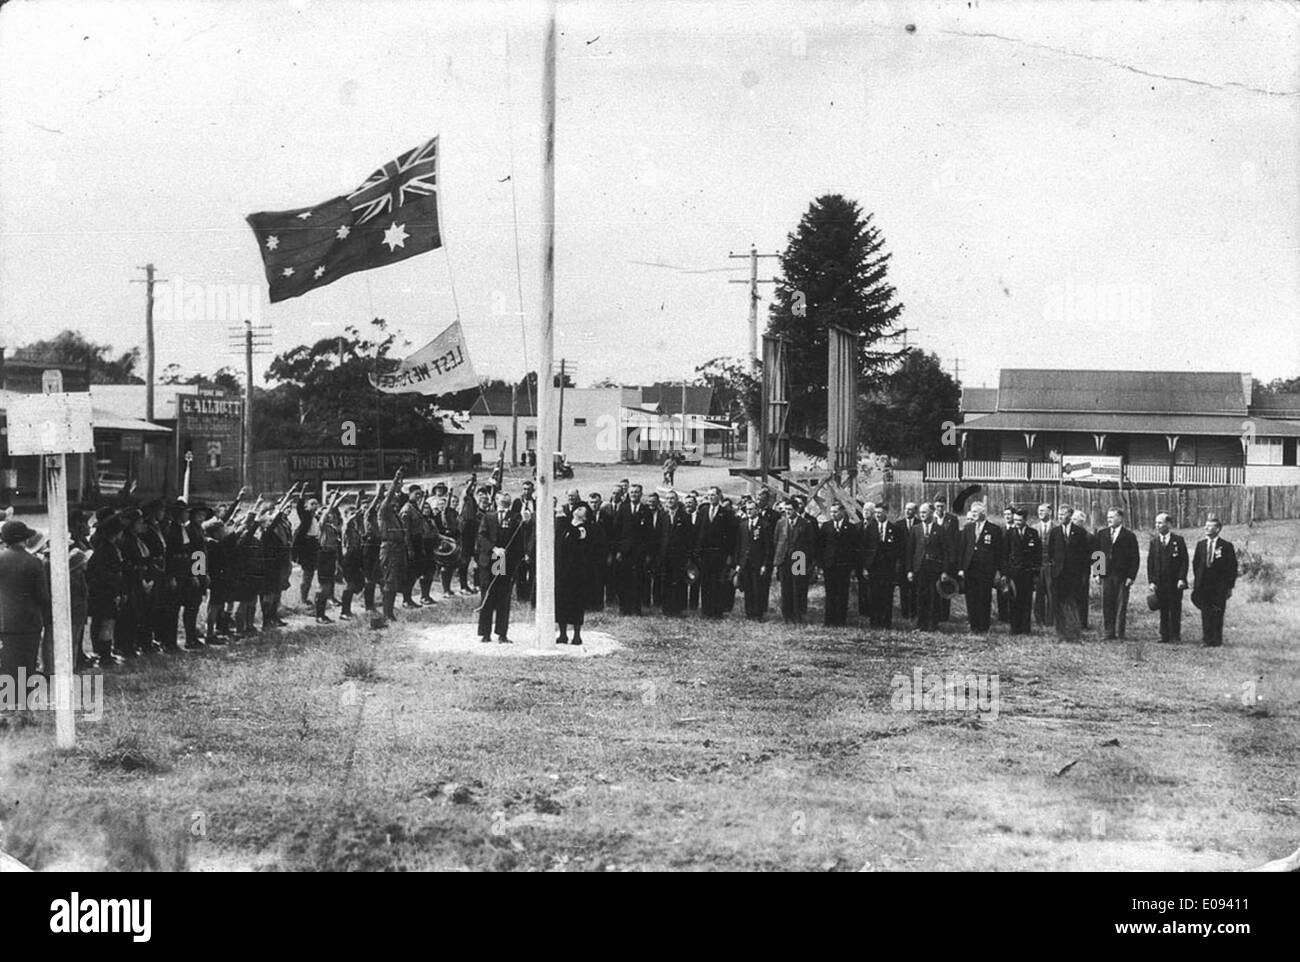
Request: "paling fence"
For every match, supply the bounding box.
[876,482,1300,530]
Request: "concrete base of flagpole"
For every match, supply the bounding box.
[407,623,623,658]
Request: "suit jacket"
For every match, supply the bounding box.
[475,510,524,573]
[774,515,816,570]
[614,501,651,557]
[0,544,51,635]
[907,521,952,575]
[1049,523,1091,581]
[640,507,666,565]
[695,504,734,562]
[660,505,694,564]
[818,520,861,571]
[1192,536,1237,605]
[934,512,960,558]
[958,520,1003,580]
[1004,526,1042,574]
[861,517,901,574]
[734,516,774,571]
[1147,533,1188,594]
[1096,525,1140,582]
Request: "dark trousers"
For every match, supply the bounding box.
[687,577,701,611]
[898,576,916,619]
[1077,574,1091,628]
[91,614,117,659]
[699,554,726,618]
[478,575,513,639]
[154,601,181,649]
[1033,568,1052,626]
[661,562,687,616]
[298,557,317,603]
[515,558,533,605]
[1157,589,1183,642]
[964,575,994,633]
[824,567,852,626]
[915,564,944,630]
[740,564,766,619]
[867,570,894,628]
[1009,571,1035,634]
[1101,577,1130,638]
[996,587,1010,622]
[1053,576,1081,640]
[617,554,642,615]
[780,565,809,623]
[1201,598,1227,647]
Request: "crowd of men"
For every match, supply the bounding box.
[0,468,1245,681]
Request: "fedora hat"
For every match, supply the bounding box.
[1145,589,1161,611]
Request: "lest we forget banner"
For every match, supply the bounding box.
[368,320,478,396]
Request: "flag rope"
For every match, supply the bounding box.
[504,27,535,417]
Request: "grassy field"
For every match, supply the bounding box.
[1,517,1297,872]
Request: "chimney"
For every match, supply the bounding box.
[1242,372,1252,408]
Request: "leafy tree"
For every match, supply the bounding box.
[859,350,960,463]
[694,355,758,428]
[1260,375,1300,395]
[765,194,905,454]
[160,363,242,395]
[11,329,142,383]
[258,317,447,452]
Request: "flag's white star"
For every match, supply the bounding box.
[382,222,409,251]
[282,266,294,277]
[336,225,350,240]
[297,211,312,220]
[314,265,325,279]
[266,235,279,251]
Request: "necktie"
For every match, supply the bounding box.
[1207,538,1214,565]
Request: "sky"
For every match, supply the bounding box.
[1,0,1297,393]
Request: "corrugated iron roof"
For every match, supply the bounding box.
[996,369,1248,416]
[960,387,998,413]
[1249,393,1300,419]
[960,411,1300,437]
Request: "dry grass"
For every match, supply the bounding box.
[1,518,1296,872]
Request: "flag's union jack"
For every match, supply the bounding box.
[347,136,439,224]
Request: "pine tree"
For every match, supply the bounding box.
[766,195,905,454]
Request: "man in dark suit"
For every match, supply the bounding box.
[1095,507,1140,640]
[861,503,901,628]
[734,501,774,620]
[613,483,650,615]
[753,488,780,615]
[1003,506,1041,635]
[1146,511,1188,643]
[683,491,703,611]
[818,502,859,627]
[1072,509,1095,630]
[932,497,959,621]
[641,491,666,608]
[773,497,816,623]
[475,492,524,643]
[659,490,693,616]
[1032,502,1054,627]
[600,487,622,608]
[583,492,610,612]
[957,503,1002,634]
[1191,515,1237,647]
[907,502,952,631]
[695,486,733,619]
[1048,504,1090,641]
[0,520,51,681]
[895,502,919,620]
[996,507,1014,622]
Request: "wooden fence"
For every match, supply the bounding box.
[871,482,1300,530]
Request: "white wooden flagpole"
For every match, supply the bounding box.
[533,2,558,649]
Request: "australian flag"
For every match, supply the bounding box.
[246,136,442,303]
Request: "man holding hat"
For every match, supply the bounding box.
[0,519,50,682]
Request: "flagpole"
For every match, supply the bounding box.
[533,2,558,649]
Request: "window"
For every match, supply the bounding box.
[573,417,587,427]
[525,429,537,451]
[483,428,497,451]
[1247,437,1283,466]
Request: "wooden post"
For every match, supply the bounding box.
[44,453,75,748]
[533,1,558,649]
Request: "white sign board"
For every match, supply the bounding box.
[1062,454,1123,483]
[5,392,95,455]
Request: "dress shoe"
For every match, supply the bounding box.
[570,636,583,646]
[339,612,354,621]
[402,601,421,609]
[497,636,512,644]
[556,636,569,645]
[479,635,492,644]
[316,615,334,625]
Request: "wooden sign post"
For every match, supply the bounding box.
[6,374,95,749]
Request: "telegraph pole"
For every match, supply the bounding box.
[728,246,780,487]
[227,321,272,489]
[130,263,161,422]
[556,358,568,451]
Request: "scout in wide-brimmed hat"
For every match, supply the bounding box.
[1,519,37,544]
